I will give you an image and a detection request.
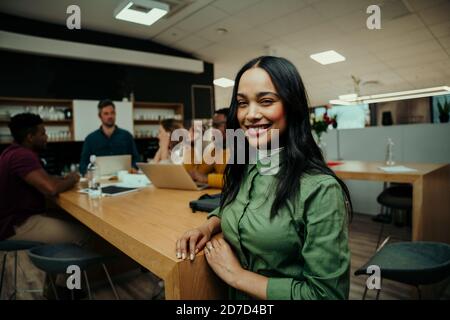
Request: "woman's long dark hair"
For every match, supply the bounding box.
[219,56,352,219]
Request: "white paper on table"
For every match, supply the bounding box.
[117,173,151,188]
[378,166,418,173]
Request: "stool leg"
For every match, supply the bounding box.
[375,278,383,300]
[83,271,92,300]
[48,274,59,300]
[375,289,381,300]
[0,252,7,299]
[362,285,368,300]
[102,263,119,300]
[416,286,422,300]
[9,251,18,300]
[375,212,386,250]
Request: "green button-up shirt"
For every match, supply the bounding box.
[208,150,350,300]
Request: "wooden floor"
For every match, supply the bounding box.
[1,213,448,300]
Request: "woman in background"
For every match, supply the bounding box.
[151,119,183,163]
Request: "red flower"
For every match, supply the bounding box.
[323,112,332,125]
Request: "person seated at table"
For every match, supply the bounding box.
[151,118,184,163]
[176,56,352,300]
[152,117,228,188]
[185,109,230,189]
[79,99,140,176]
[0,113,90,245]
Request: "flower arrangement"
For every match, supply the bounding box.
[310,111,337,138]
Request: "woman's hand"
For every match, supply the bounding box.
[188,169,208,184]
[176,224,212,261]
[204,238,244,288]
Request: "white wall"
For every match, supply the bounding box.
[322,123,450,215]
[73,100,133,141]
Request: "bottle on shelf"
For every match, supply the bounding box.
[385,137,395,166]
[64,108,73,120]
[86,155,102,199]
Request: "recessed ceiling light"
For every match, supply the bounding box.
[310,50,346,65]
[216,28,228,35]
[214,77,235,88]
[114,0,169,26]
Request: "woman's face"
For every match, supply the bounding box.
[236,67,286,149]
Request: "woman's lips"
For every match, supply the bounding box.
[245,124,272,138]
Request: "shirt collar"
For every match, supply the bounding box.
[99,125,119,138]
[256,147,284,176]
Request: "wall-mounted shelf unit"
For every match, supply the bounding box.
[0,97,74,144]
[133,101,183,139]
[0,98,185,143]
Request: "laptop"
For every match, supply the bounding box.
[137,162,209,191]
[96,155,131,177]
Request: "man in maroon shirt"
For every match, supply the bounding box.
[0,113,88,244]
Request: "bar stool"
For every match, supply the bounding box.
[0,240,43,300]
[27,243,119,300]
[375,184,412,247]
[354,241,450,299]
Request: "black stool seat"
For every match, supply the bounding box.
[27,244,119,300]
[355,241,450,286]
[377,185,412,210]
[1,240,44,299]
[28,244,108,274]
[0,240,43,252]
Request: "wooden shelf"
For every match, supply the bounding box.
[135,137,158,140]
[43,120,72,125]
[133,102,183,110]
[134,120,160,125]
[46,140,75,143]
[133,101,184,124]
[0,120,72,125]
[0,96,73,106]
[0,139,76,145]
[0,97,75,142]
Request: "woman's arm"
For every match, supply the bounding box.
[204,238,269,299]
[233,269,269,300]
[159,145,170,161]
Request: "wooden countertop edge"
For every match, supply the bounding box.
[55,195,179,280]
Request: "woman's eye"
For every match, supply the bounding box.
[237,101,248,107]
[260,99,273,106]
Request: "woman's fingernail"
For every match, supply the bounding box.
[176,252,181,259]
[182,253,186,260]
[195,248,199,254]
[190,253,194,261]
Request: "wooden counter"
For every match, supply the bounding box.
[332,161,450,243]
[55,186,227,299]
[55,160,450,300]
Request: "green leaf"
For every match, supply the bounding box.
[438,98,450,114]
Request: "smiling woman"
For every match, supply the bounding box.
[176,56,353,300]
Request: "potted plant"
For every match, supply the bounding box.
[438,97,449,123]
